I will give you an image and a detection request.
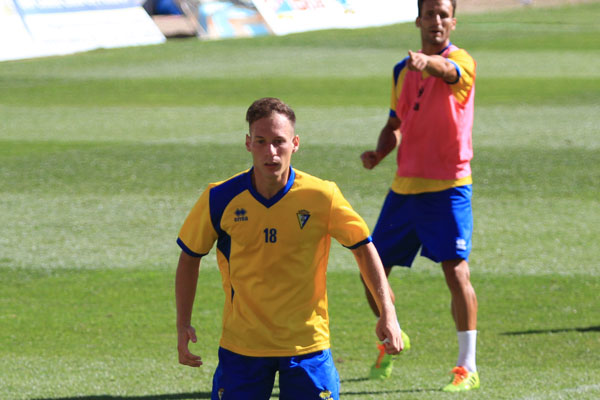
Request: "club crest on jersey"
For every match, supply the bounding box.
[234,208,248,222]
[296,209,311,229]
[319,390,333,399]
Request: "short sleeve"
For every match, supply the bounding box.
[177,185,219,257]
[390,58,408,118]
[390,72,399,117]
[448,49,476,104]
[328,183,371,249]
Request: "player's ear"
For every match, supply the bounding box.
[415,16,421,28]
[245,133,251,151]
[292,135,299,153]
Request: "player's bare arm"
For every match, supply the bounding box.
[360,116,401,170]
[175,251,203,367]
[407,50,458,83]
[351,242,403,354]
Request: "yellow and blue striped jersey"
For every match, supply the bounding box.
[178,167,371,357]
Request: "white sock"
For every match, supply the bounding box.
[457,330,477,373]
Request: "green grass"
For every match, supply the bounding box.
[1,269,598,399]
[1,2,599,399]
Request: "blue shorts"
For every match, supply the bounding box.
[372,185,473,267]
[212,347,339,400]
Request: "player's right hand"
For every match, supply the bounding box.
[177,325,203,367]
[376,316,403,355]
[407,50,428,71]
[360,151,380,169]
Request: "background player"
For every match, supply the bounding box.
[359,0,479,392]
[176,97,404,399]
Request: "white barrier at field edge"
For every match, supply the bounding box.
[0,0,165,62]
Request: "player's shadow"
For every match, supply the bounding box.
[31,393,211,400]
[342,388,440,395]
[339,377,439,395]
[501,325,600,335]
[32,385,441,399]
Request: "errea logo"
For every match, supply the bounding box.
[234,208,248,222]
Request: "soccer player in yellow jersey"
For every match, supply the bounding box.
[176,97,404,399]
[360,0,480,392]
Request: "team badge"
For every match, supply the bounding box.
[319,390,333,399]
[296,209,311,229]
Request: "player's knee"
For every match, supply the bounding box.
[443,259,471,286]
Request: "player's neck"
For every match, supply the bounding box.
[252,170,288,200]
[421,40,450,56]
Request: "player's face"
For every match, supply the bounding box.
[416,0,456,51]
[246,113,299,185]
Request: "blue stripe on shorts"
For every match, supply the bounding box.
[372,185,473,267]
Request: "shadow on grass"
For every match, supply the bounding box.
[501,325,600,335]
[32,386,441,399]
[31,393,211,400]
[342,388,440,395]
[340,377,369,383]
[339,377,440,395]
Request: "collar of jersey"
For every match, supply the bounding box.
[438,42,452,55]
[420,43,452,55]
[246,166,296,208]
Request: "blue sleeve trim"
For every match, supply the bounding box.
[389,109,397,118]
[177,238,206,258]
[447,59,461,84]
[344,236,373,250]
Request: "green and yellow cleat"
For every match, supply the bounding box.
[368,330,411,380]
[442,366,480,392]
[401,330,411,351]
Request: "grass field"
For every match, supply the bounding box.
[1,3,599,399]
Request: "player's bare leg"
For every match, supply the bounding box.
[442,259,477,331]
[441,258,479,391]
